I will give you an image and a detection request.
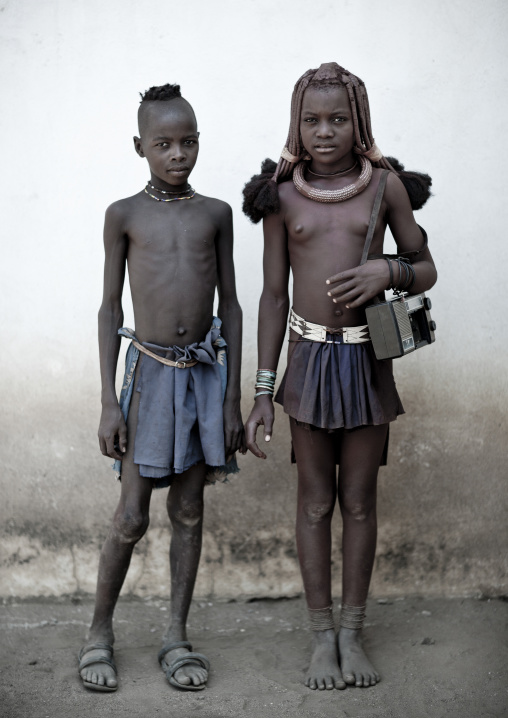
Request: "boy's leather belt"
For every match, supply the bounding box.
[289,308,370,344]
[132,341,198,368]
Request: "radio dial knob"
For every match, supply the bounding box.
[424,297,432,311]
[430,320,436,331]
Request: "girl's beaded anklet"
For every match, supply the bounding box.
[308,604,335,631]
[339,603,366,630]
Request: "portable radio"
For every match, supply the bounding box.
[365,293,436,360]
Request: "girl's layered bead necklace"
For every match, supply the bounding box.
[293,155,372,203]
[144,181,196,202]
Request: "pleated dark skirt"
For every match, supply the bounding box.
[275,338,404,465]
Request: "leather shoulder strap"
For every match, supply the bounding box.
[360,170,389,266]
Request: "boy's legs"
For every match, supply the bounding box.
[337,423,388,687]
[80,460,153,688]
[80,385,153,690]
[291,418,345,690]
[160,460,208,688]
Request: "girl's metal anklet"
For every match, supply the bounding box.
[308,604,335,631]
[339,603,366,630]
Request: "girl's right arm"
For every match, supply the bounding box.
[245,208,290,459]
[97,202,128,460]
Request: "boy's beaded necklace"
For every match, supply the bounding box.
[144,181,196,202]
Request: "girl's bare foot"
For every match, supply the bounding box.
[305,629,346,690]
[338,627,379,687]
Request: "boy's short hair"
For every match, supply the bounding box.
[139,83,182,103]
[137,83,197,135]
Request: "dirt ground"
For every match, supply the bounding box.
[0,595,506,718]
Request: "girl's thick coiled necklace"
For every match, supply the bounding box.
[293,156,372,203]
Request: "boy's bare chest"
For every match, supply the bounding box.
[126,208,217,261]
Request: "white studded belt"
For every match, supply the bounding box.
[289,308,370,344]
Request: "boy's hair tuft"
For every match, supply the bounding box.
[140,83,182,103]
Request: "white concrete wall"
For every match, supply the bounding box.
[1,0,507,600]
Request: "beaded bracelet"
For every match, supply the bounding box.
[384,257,394,289]
[255,369,276,399]
[392,258,416,295]
[406,263,416,291]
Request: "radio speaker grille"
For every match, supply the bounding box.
[393,301,412,340]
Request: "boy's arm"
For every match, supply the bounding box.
[245,208,290,459]
[97,202,128,460]
[215,202,245,456]
[325,173,437,307]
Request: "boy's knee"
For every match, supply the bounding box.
[167,496,204,529]
[301,497,335,525]
[113,509,149,543]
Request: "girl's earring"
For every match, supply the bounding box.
[302,153,311,161]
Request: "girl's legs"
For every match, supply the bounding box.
[291,418,345,690]
[337,423,388,687]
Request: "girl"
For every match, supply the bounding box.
[243,62,437,691]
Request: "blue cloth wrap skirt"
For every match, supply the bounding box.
[113,318,238,488]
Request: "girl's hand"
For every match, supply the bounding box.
[325,259,389,309]
[244,395,274,459]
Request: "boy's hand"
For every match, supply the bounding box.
[98,405,127,460]
[223,401,246,456]
[326,259,390,309]
[245,395,274,459]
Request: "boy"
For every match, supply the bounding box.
[79,83,244,692]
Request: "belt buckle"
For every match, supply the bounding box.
[175,360,187,369]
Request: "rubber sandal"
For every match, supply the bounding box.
[158,641,210,691]
[78,641,118,692]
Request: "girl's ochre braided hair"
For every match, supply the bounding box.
[243,62,432,223]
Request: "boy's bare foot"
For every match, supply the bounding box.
[338,627,379,687]
[78,641,118,692]
[158,640,209,691]
[305,629,346,690]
